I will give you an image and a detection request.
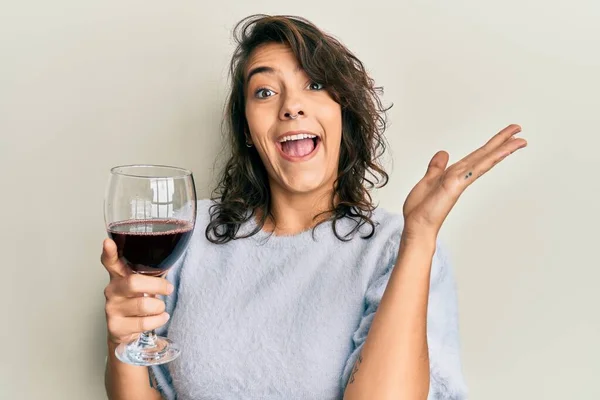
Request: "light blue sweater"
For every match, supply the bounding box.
[149,199,468,399]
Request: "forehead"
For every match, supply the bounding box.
[245,43,300,77]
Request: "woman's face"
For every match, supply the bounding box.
[244,43,342,196]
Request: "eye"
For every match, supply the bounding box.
[307,82,324,90]
[255,88,275,99]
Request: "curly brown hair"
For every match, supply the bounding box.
[206,14,391,244]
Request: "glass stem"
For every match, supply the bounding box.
[137,330,158,348]
[135,291,158,349]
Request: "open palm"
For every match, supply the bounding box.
[402,124,528,240]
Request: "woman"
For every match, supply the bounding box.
[102,14,527,399]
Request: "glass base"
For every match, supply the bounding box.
[115,335,180,366]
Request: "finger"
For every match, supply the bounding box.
[462,136,527,182]
[481,124,522,152]
[101,239,128,278]
[113,273,174,297]
[463,124,522,163]
[424,151,449,179]
[106,296,166,317]
[475,136,528,177]
[107,313,170,338]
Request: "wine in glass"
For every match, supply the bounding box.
[104,164,196,366]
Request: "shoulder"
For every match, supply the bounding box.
[196,198,216,218]
[344,206,405,279]
[361,205,404,255]
[194,198,218,229]
[363,206,452,284]
[174,198,215,251]
[370,206,404,239]
[167,199,214,280]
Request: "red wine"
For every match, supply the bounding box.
[108,219,193,276]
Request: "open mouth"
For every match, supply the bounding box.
[276,134,321,161]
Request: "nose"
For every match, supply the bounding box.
[279,91,305,120]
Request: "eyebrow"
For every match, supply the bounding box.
[246,64,302,85]
[246,66,275,85]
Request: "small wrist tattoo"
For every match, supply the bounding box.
[465,171,473,179]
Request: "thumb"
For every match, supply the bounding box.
[101,238,128,278]
[424,150,449,179]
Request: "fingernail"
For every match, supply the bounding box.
[165,313,170,321]
[167,283,174,294]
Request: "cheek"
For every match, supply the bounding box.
[246,105,276,144]
[323,105,343,155]
[245,108,278,172]
[245,108,261,134]
[323,100,342,131]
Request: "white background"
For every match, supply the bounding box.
[2,1,598,398]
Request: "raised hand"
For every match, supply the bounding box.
[402,124,527,242]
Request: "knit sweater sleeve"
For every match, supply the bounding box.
[147,247,187,400]
[340,235,469,399]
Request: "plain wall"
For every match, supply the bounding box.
[2,1,598,399]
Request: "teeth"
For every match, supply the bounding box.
[278,133,317,143]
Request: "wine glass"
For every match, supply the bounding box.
[104,164,196,366]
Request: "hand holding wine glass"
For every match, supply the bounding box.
[103,165,196,366]
[102,238,173,345]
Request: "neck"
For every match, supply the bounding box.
[261,183,335,236]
